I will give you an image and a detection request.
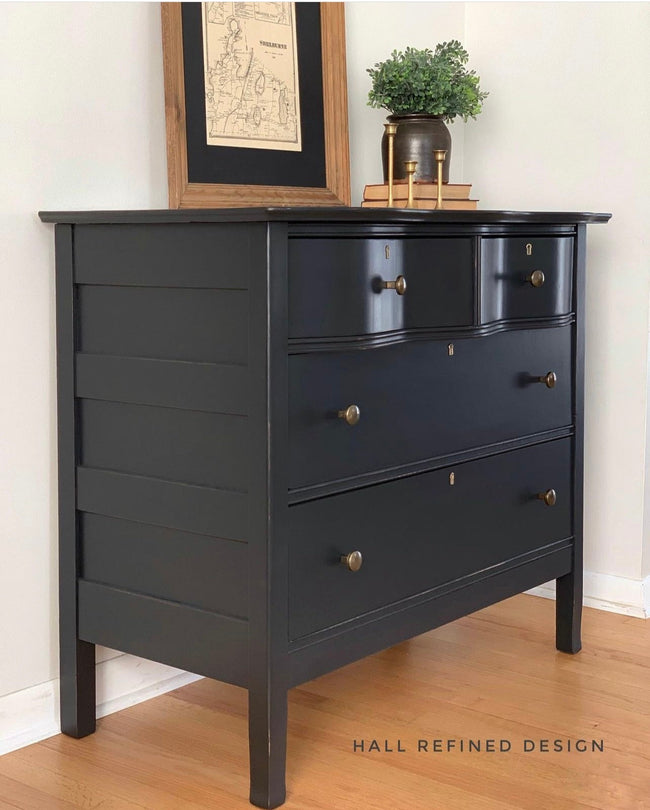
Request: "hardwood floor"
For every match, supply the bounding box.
[0,594,648,810]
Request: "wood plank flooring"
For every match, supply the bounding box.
[0,594,648,809]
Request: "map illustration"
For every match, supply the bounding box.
[202,2,302,151]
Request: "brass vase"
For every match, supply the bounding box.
[381,114,451,183]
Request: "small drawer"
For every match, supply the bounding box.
[289,438,572,640]
[289,326,572,491]
[480,236,573,323]
[288,237,474,339]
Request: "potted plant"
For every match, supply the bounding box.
[367,41,488,183]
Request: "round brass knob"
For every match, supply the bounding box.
[338,404,360,426]
[340,550,363,572]
[538,371,557,388]
[527,270,545,288]
[382,275,407,295]
[537,489,557,506]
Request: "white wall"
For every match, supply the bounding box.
[0,2,168,704]
[345,1,467,203]
[643,334,650,582]
[1,0,648,753]
[464,2,650,594]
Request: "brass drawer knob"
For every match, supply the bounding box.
[537,489,557,506]
[538,371,557,388]
[527,270,545,288]
[338,404,360,425]
[382,275,407,295]
[340,550,363,572]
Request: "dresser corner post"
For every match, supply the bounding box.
[555,570,582,654]
[55,223,97,736]
[248,686,288,809]
[556,222,587,655]
[247,221,290,808]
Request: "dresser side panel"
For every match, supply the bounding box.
[70,222,267,682]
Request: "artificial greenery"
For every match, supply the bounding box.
[367,41,488,122]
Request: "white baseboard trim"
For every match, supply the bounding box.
[527,571,650,619]
[0,654,202,756]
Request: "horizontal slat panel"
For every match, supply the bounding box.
[74,223,253,288]
[78,580,248,687]
[81,514,248,618]
[76,354,248,415]
[77,467,247,540]
[80,400,248,491]
[78,286,247,365]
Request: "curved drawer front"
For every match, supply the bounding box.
[480,236,573,323]
[289,438,572,640]
[288,237,474,339]
[289,326,572,491]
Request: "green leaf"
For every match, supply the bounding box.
[366,42,488,120]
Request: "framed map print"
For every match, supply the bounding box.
[203,3,302,152]
[162,2,351,208]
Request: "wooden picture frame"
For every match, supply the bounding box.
[161,2,351,208]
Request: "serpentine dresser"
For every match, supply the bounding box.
[40,207,609,807]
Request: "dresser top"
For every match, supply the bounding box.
[39,207,611,226]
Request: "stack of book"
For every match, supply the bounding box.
[361,182,478,210]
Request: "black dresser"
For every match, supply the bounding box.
[40,207,609,808]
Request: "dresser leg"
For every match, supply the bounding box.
[248,687,287,808]
[55,221,97,739]
[555,570,582,654]
[59,638,96,738]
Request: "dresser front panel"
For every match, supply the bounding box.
[480,236,573,323]
[289,326,572,491]
[289,438,572,640]
[288,237,474,338]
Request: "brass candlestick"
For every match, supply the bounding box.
[404,160,417,208]
[384,123,398,207]
[433,149,447,210]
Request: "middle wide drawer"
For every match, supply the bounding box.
[289,326,572,491]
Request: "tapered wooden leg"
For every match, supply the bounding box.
[59,638,96,738]
[248,686,287,809]
[556,569,582,654]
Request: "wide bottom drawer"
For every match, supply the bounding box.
[288,438,572,640]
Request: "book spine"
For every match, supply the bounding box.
[363,184,472,201]
[361,200,478,210]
